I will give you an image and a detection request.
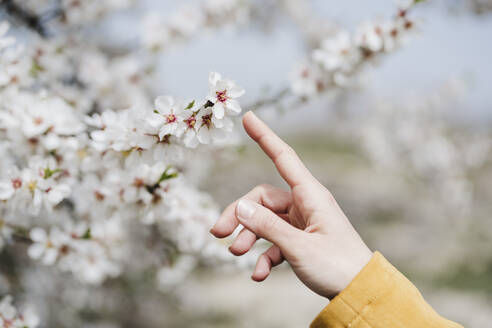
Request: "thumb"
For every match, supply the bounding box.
[235,198,303,250]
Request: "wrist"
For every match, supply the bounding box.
[333,247,373,298]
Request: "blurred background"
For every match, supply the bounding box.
[1,0,492,327]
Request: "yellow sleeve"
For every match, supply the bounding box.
[310,252,463,328]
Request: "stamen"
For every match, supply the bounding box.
[216,90,228,103]
[166,114,176,123]
[184,115,196,129]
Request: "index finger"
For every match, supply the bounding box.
[242,111,315,188]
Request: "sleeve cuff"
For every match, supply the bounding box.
[310,252,463,328]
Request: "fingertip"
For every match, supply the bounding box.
[242,111,261,139]
[210,227,231,239]
[229,228,257,255]
[251,255,271,282]
[242,110,255,125]
[251,268,269,282]
[251,273,268,282]
[209,221,233,238]
[211,205,239,238]
[229,240,252,256]
[209,227,220,238]
[229,244,246,256]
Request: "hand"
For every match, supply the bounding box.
[210,111,373,299]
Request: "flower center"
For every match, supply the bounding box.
[134,178,145,188]
[184,116,196,129]
[201,113,212,129]
[28,180,37,192]
[77,149,87,159]
[161,134,171,144]
[33,117,43,126]
[166,114,176,123]
[94,191,105,201]
[3,319,13,328]
[11,178,22,189]
[216,90,228,103]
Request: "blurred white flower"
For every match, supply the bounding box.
[28,227,68,266]
[313,32,358,72]
[355,22,384,52]
[0,22,15,49]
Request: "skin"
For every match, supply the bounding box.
[210,111,372,299]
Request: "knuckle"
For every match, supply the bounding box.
[285,145,296,156]
[280,145,295,158]
[251,185,263,195]
[256,183,271,193]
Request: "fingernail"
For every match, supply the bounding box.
[236,199,256,221]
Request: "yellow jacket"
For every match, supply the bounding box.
[311,252,463,328]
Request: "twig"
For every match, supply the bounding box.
[246,87,290,111]
[0,0,49,37]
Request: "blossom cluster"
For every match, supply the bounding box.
[0,22,31,88]
[0,158,71,215]
[141,0,251,51]
[10,0,135,25]
[91,72,244,150]
[358,79,490,216]
[0,295,39,328]
[0,27,154,113]
[0,19,246,290]
[290,5,418,98]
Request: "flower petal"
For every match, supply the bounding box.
[155,96,174,114]
[0,182,14,200]
[158,124,172,140]
[184,130,199,148]
[209,72,221,86]
[27,243,45,260]
[228,85,245,98]
[42,248,58,265]
[213,102,225,119]
[30,227,47,242]
[197,127,211,144]
[147,113,166,127]
[226,99,241,115]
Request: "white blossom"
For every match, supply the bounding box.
[28,227,68,265]
[207,72,245,119]
[147,96,187,140]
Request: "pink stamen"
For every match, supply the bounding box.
[216,90,228,103]
[184,116,196,129]
[11,178,22,189]
[166,114,177,123]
